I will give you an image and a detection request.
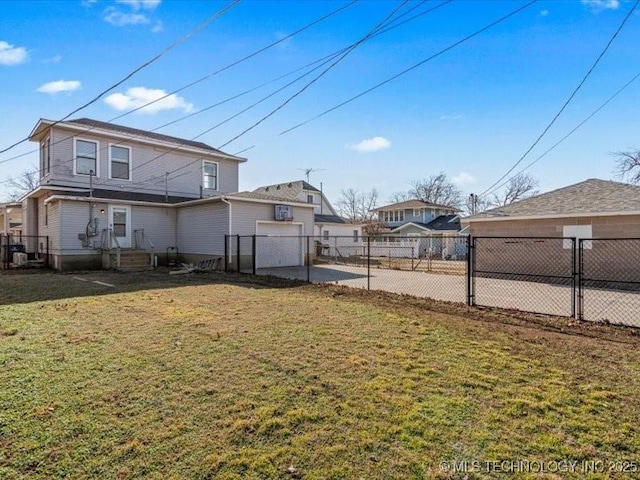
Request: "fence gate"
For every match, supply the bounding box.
[579,238,640,327]
[470,237,576,317]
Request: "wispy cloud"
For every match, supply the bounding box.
[540,9,549,16]
[37,80,82,95]
[151,20,164,33]
[581,0,619,12]
[42,54,62,64]
[440,113,462,121]
[116,0,161,10]
[104,86,194,114]
[346,136,391,153]
[0,41,28,66]
[103,7,150,26]
[452,172,477,186]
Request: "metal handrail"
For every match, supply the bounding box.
[133,229,155,267]
[101,228,121,269]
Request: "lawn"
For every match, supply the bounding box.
[1,271,640,479]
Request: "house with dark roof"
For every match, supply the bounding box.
[20,118,314,270]
[462,178,640,238]
[372,199,461,235]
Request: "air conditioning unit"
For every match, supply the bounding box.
[274,204,293,221]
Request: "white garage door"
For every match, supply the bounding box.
[256,222,304,269]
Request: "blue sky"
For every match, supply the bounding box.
[1,0,639,205]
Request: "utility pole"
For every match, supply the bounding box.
[165,172,169,203]
[468,193,479,215]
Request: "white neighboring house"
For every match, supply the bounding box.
[0,202,23,236]
[21,118,314,270]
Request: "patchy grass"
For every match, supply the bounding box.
[1,271,640,479]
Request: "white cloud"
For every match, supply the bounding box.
[581,0,619,12]
[116,0,161,10]
[151,20,164,33]
[440,113,462,120]
[346,136,391,153]
[104,86,194,114]
[540,9,549,16]
[42,54,62,64]
[103,7,151,26]
[37,80,82,95]
[0,41,28,66]
[452,172,477,186]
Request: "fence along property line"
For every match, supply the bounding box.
[0,234,50,269]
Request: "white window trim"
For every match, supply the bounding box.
[202,160,219,191]
[108,143,132,181]
[73,137,100,177]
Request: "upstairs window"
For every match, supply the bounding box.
[110,145,131,180]
[40,136,51,177]
[307,194,314,204]
[203,160,218,190]
[75,139,98,176]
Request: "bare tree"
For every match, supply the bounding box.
[462,193,492,216]
[490,173,539,207]
[4,167,39,201]
[408,172,463,207]
[388,190,412,203]
[336,188,379,222]
[614,149,640,184]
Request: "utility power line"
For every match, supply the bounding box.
[482,69,640,198]
[478,0,639,199]
[0,0,358,167]
[233,0,537,155]
[0,0,241,156]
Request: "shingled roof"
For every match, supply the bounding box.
[371,199,457,212]
[253,180,320,201]
[470,179,640,220]
[44,118,243,159]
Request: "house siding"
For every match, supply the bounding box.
[176,202,229,255]
[45,126,239,198]
[131,206,177,253]
[230,201,314,236]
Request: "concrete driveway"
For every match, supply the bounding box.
[257,264,640,327]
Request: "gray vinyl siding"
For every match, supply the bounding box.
[230,201,314,236]
[38,197,61,252]
[176,202,229,255]
[131,206,177,253]
[59,200,109,253]
[45,126,239,198]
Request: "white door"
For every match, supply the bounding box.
[256,222,303,269]
[108,205,131,248]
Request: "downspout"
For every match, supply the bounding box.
[221,196,232,266]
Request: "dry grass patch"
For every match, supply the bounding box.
[0,272,639,479]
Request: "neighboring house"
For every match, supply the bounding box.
[23,118,314,270]
[372,199,460,232]
[0,202,23,236]
[462,178,640,238]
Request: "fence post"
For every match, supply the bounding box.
[306,235,311,283]
[577,239,584,321]
[224,234,228,272]
[571,237,577,319]
[252,235,256,275]
[236,234,241,273]
[466,236,474,306]
[367,236,371,290]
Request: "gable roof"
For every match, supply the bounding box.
[468,179,640,220]
[372,199,457,212]
[253,180,320,200]
[314,214,345,224]
[390,215,461,233]
[29,118,245,161]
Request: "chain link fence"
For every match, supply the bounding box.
[222,234,640,328]
[579,238,640,326]
[471,237,576,317]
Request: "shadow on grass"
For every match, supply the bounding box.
[0,269,310,306]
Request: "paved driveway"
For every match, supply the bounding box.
[257,264,640,327]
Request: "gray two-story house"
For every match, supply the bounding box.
[23,118,314,270]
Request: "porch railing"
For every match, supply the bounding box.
[101,228,121,269]
[133,229,155,266]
